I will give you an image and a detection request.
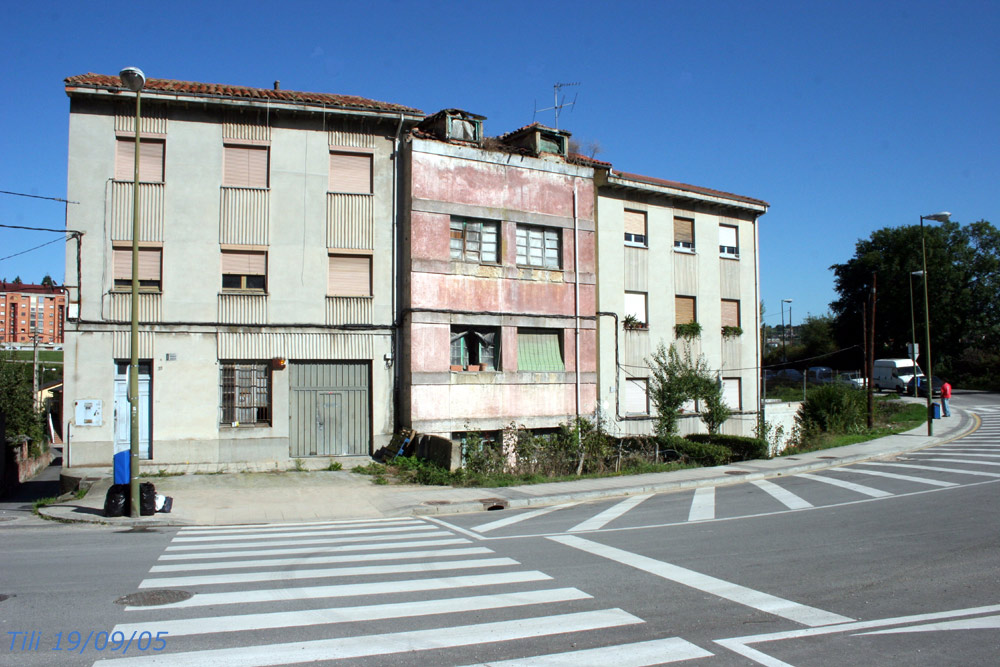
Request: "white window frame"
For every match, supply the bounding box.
[516,224,561,269]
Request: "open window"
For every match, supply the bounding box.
[450,327,498,371]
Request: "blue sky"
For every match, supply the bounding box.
[1,0,997,326]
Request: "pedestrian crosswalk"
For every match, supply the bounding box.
[95,517,711,666]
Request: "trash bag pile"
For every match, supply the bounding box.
[103,482,172,517]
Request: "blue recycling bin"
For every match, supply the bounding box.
[113,450,130,484]
[932,403,941,420]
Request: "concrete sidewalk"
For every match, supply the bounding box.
[39,407,978,527]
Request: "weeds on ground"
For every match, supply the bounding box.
[326,461,343,471]
[32,496,59,514]
[140,469,184,478]
[74,487,88,500]
[782,397,927,456]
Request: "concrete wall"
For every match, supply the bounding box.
[64,97,399,468]
[403,139,597,436]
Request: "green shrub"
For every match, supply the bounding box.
[796,383,867,435]
[661,435,733,466]
[685,433,769,461]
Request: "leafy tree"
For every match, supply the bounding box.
[648,342,731,436]
[12,276,22,284]
[40,275,54,286]
[0,353,45,446]
[829,220,1000,386]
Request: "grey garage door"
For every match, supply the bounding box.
[289,362,370,457]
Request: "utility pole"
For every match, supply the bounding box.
[867,273,876,429]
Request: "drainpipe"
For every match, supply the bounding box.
[391,114,404,431]
[753,212,763,433]
[573,183,581,424]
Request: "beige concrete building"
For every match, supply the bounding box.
[62,74,422,468]
[593,169,768,437]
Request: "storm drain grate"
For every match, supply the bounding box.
[115,590,192,606]
[725,470,750,476]
[422,500,451,506]
[480,498,508,511]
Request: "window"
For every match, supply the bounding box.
[450,217,499,264]
[722,377,742,410]
[450,327,498,371]
[625,378,649,415]
[674,217,695,250]
[328,253,372,297]
[721,299,741,327]
[624,291,648,327]
[517,329,564,372]
[115,138,164,183]
[624,209,647,246]
[113,247,162,291]
[675,295,696,324]
[220,362,271,426]
[223,144,269,188]
[221,250,267,292]
[329,151,372,194]
[720,224,739,257]
[516,225,560,269]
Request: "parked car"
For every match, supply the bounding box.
[775,368,803,381]
[873,358,924,393]
[905,375,944,397]
[836,371,866,389]
[806,366,835,384]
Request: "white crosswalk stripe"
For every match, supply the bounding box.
[797,473,893,498]
[111,517,679,665]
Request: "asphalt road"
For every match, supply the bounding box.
[2,391,998,665]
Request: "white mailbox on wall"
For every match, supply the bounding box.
[74,399,103,426]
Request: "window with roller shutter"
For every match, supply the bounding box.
[115,138,164,183]
[721,299,741,327]
[675,295,696,324]
[112,247,162,291]
[223,144,269,188]
[674,216,695,250]
[625,378,649,414]
[719,224,739,257]
[221,250,267,291]
[328,253,372,297]
[624,209,647,246]
[329,151,372,194]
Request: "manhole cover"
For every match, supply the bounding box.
[115,590,192,606]
[725,470,750,475]
[423,500,451,506]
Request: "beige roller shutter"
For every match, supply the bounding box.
[221,250,266,275]
[330,152,372,194]
[328,254,371,296]
[115,139,164,182]
[224,145,269,188]
[624,209,646,236]
[674,217,694,246]
[721,299,740,327]
[675,296,696,324]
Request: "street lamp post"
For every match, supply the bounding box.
[120,66,145,517]
[919,211,951,437]
[909,270,924,393]
[781,299,793,362]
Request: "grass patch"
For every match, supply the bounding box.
[139,469,185,478]
[351,455,698,488]
[74,487,88,500]
[32,496,60,514]
[326,461,343,471]
[782,400,927,456]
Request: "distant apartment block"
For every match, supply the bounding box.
[0,282,66,345]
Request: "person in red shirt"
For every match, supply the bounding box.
[941,380,952,417]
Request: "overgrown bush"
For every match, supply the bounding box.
[795,383,866,436]
[0,353,45,448]
[668,437,733,466]
[685,433,769,461]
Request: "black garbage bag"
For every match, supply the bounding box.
[104,484,128,517]
[140,482,157,516]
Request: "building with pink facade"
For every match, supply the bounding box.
[399,111,598,439]
[0,282,66,345]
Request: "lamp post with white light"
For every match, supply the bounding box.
[909,270,924,392]
[919,211,950,436]
[120,66,145,517]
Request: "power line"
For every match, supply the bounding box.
[0,223,83,234]
[0,235,71,262]
[0,190,79,205]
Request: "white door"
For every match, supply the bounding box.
[114,362,152,459]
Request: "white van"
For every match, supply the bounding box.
[873,358,924,393]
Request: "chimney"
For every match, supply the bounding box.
[274,80,280,90]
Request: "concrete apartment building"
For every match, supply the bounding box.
[593,171,768,437]
[399,112,597,439]
[61,72,766,470]
[63,74,422,467]
[0,282,66,345]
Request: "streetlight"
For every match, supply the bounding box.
[919,211,950,436]
[120,66,145,517]
[909,270,924,394]
[781,299,793,362]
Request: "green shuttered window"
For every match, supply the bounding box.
[517,329,564,372]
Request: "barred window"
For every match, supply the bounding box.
[220,362,271,426]
[516,224,561,269]
[450,217,499,264]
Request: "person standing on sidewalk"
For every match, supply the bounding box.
[941,380,952,417]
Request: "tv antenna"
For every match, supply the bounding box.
[534,82,579,130]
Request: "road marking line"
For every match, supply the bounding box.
[549,535,853,627]
[177,518,420,535]
[139,557,520,588]
[857,613,1000,635]
[931,448,1000,454]
[95,609,643,666]
[715,638,794,667]
[859,462,1000,478]
[828,468,956,487]
[471,503,579,533]
[568,494,653,532]
[457,637,713,666]
[797,473,892,498]
[150,546,492,572]
[918,457,1000,467]
[171,523,438,543]
[751,480,813,509]
[116,588,591,637]
[164,530,446,551]
[127,570,553,611]
[158,536,470,561]
[688,487,716,521]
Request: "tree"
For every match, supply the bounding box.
[829,220,1000,386]
[648,342,731,436]
[0,353,45,446]
[12,276,22,284]
[40,275,54,286]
